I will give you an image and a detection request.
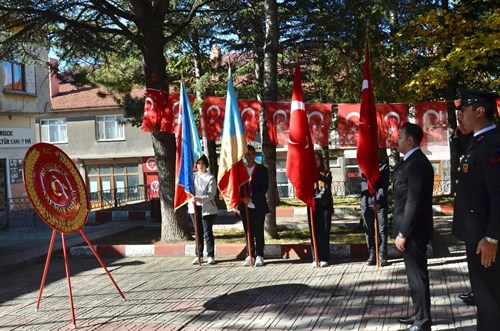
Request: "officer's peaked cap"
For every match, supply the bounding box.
[457,88,499,110]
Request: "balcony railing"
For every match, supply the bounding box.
[89,184,149,210]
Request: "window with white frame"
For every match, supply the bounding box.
[96,115,125,141]
[3,61,25,91]
[40,118,68,143]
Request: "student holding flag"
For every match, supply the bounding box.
[187,155,218,265]
[308,151,334,267]
[286,62,322,267]
[173,82,204,265]
[239,145,269,267]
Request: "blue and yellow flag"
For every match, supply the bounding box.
[217,69,250,211]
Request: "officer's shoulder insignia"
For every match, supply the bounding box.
[487,145,500,165]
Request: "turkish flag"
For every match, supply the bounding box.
[356,45,380,194]
[199,96,260,141]
[286,64,318,210]
[338,103,408,148]
[142,88,166,132]
[200,96,225,141]
[238,99,261,141]
[415,102,448,147]
[305,103,331,146]
[337,104,361,147]
[266,102,331,146]
[377,103,408,148]
[161,93,195,134]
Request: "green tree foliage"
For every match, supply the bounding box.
[0,0,217,243]
[395,0,499,100]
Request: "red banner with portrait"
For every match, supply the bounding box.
[266,101,331,146]
[199,96,260,141]
[415,102,448,147]
[337,103,408,148]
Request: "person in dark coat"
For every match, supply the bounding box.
[361,149,389,266]
[449,105,475,306]
[307,151,334,267]
[238,145,270,267]
[452,88,500,331]
[393,122,434,331]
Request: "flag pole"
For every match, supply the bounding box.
[244,194,254,268]
[309,207,319,267]
[374,213,379,268]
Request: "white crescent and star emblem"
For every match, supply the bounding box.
[308,111,324,131]
[241,107,255,126]
[206,105,221,125]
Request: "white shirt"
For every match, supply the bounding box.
[194,171,212,206]
[246,165,256,209]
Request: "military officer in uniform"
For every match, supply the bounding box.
[453,88,500,331]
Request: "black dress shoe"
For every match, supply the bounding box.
[399,325,431,331]
[380,259,389,267]
[463,295,475,306]
[458,292,473,300]
[397,317,415,324]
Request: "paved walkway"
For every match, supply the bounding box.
[0,215,477,330]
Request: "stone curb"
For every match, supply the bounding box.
[69,243,403,259]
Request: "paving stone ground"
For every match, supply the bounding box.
[0,218,477,331]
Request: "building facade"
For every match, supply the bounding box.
[1,51,51,226]
[41,75,156,209]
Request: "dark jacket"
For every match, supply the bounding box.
[239,163,270,214]
[453,127,500,244]
[392,149,434,243]
[314,171,334,212]
[360,162,389,209]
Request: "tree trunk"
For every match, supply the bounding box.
[191,30,220,206]
[141,19,190,242]
[262,0,279,238]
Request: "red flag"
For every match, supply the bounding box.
[142,88,166,132]
[266,101,331,146]
[199,97,261,142]
[415,102,448,147]
[266,101,291,145]
[377,103,408,148]
[306,103,331,146]
[356,45,380,194]
[160,93,195,134]
[337,103,361,147]
[286,64,318,210]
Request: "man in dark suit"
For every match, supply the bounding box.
[239,145,270,267]
[393,122,434,331]
[452,89,500,331]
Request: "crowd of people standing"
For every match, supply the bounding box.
[183,89,499,331]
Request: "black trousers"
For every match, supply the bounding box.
[189,206,216,258]
[466,243,500,331]
[402,239,431,328]
[307,206,332,262]
[361,206,387,257]
[240,206,266,258]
